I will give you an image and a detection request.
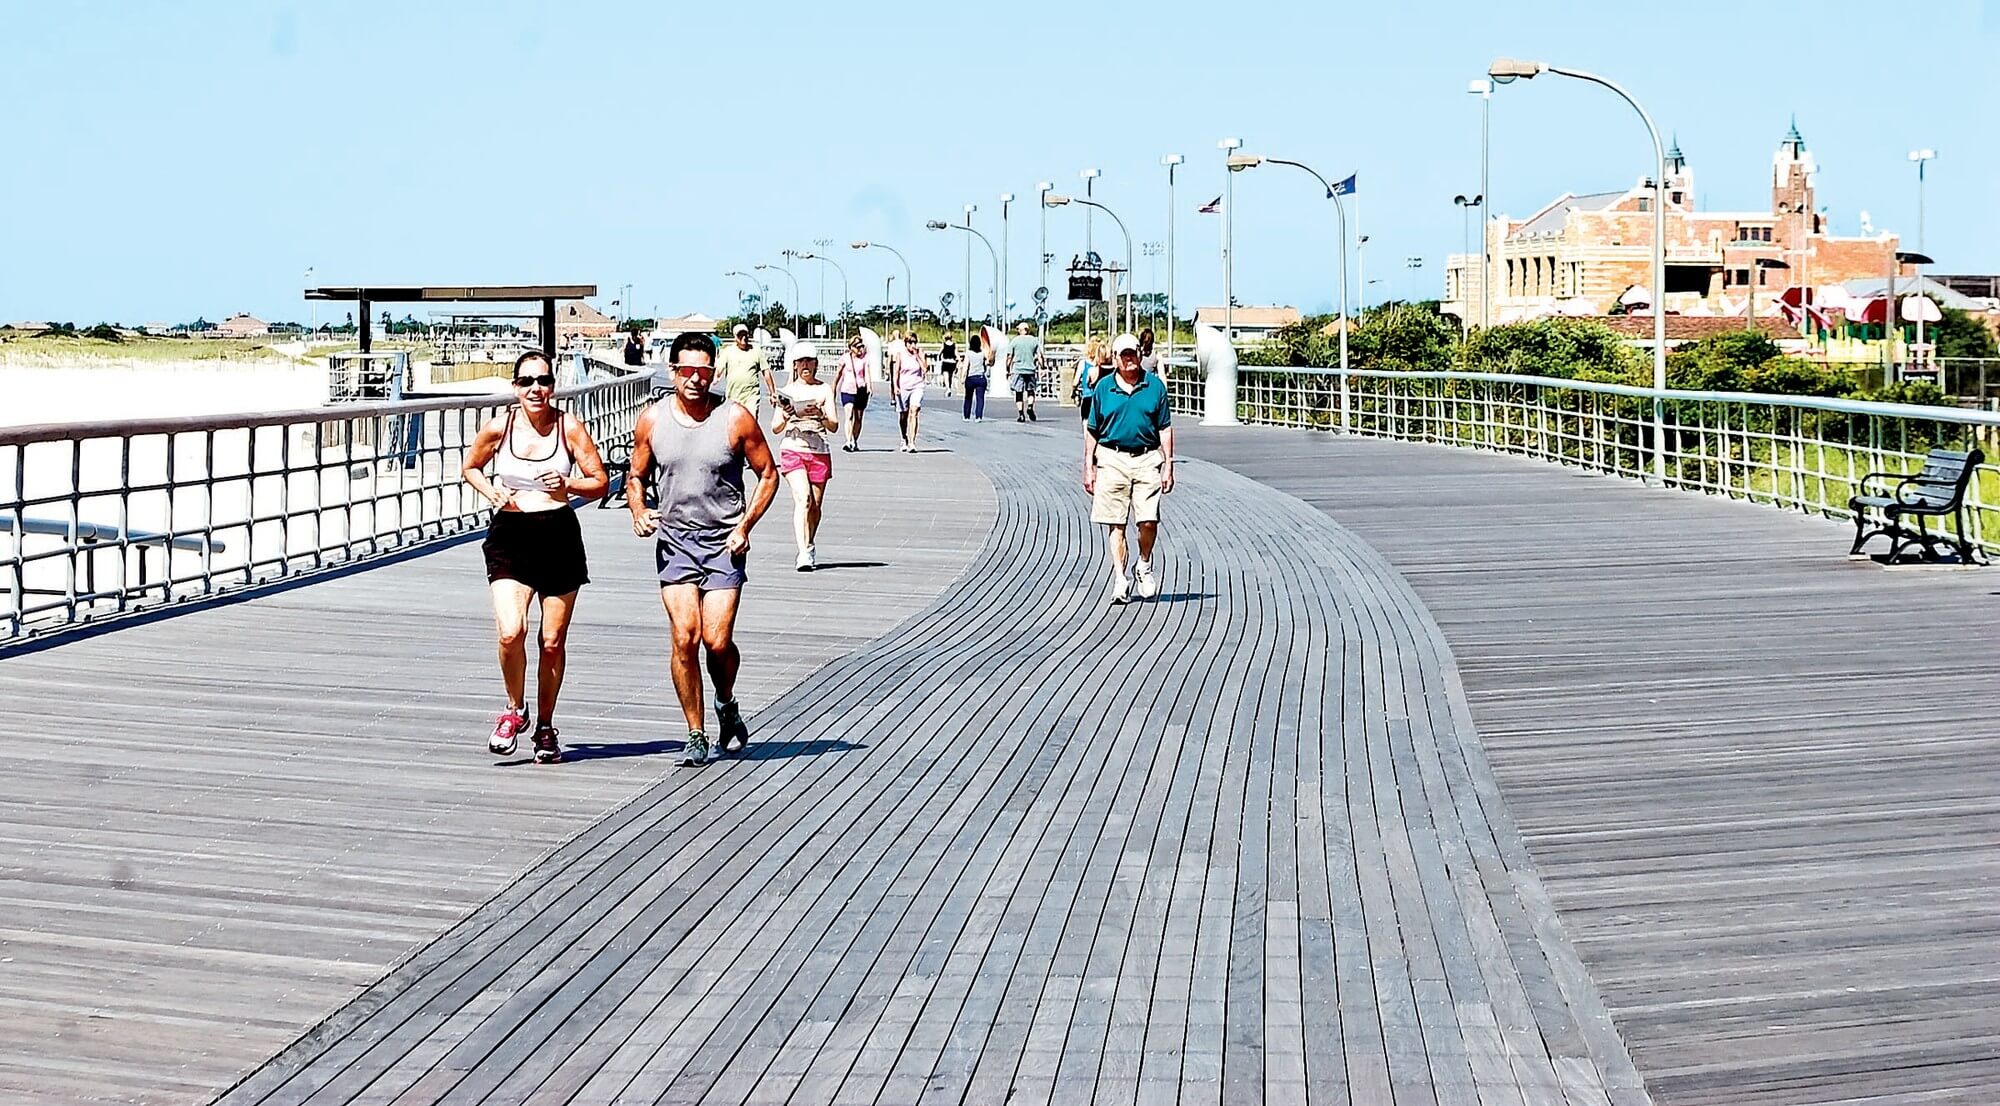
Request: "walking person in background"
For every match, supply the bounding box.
[622,328,647,368]
[1074,335,1106,422]
[1083,333,1174,605]
[717,322,776,415]
[894,330,928,451]
[461,350,611,764]
[1005,320,1043,423]
[628,332,780,766]
[773,341,839,571]
[833,333,871,452]
[938,334,959,396]
[962,332,992,420]
[1138,327,1160,374]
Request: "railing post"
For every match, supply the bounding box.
[1340,369,1351,435]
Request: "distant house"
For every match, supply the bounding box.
[3,321,52,332]
[650,313,720,344]
[1193,306,1302,343]
[213,313,270,338]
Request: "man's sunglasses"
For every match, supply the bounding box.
[671,362,715,373]
[513,374,556,388]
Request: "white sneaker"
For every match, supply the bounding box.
[796,548,815,572]
[1109,573,1131,606]
[1134,562,1158,599]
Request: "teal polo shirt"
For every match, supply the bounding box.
[1087,372,1172,452]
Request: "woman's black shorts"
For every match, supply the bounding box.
[483,507,589,596]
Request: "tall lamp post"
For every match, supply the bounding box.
[304,265,316,337]
[1469,79,1492,332]
[1908,149,1936,254]
[1227,153,1351,428]
[927,219,998,345]
[1452,194,1482,339]
[1043,193,1135,335]
[1491,57,1667,484]
[1037,180,1053,328]
[1000,192,1013,326]
[1162,153,1184,366]
[851,240,912,335]
[797,252,850,337]
[753,262,801,336]
[1219,138,1242,346]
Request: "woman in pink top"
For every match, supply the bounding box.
[833,333,871,453]
[894,331,929,452]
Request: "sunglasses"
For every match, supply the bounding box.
[672,362,715,373]
[513,374,556,388]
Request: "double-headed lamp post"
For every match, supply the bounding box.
[926,219,998,341]
[1226,153,1351,424]
[1452,193,1482,340]
[851,240,912,335]
[1219,138,1242,345]
[796,252,850,337]
[1043,193,1135,335]
[1490,56,1667,485]
[753,263,801,337]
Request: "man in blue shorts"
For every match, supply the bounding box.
[628,331,779,765]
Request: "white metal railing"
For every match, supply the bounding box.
[1,370,650,644]
[1166,363,2000,553]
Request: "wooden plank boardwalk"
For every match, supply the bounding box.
[189,409,1643,1106]
[1179,427,2000,1105]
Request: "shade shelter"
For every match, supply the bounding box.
[303,284,597,355]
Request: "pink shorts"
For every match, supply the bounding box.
[779,448,832,484]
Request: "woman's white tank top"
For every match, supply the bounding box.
[492,409,572,512]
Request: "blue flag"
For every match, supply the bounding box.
[1332,174,1357,196]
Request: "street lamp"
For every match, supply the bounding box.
[1037,180,1053,325]
[753,263,801,336]
[1227,153,1352,415]
[1162,153,1184,367]
[723,269,766,327]
[926,218,998,346]
[1908,149,1936,254]
[797,252,850,337]
[1043,192,1135,335]
[1000,193,1013,327]
[1452,194,1483,339]
[851,240,912,335]
[1218,138,1242,346]
[1491,56,1668,485]
[1469,79,1492,332]
[304,265,316,337]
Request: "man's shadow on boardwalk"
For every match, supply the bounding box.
[498,735,868,765]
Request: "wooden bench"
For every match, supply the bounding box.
[1848,446,1985,563]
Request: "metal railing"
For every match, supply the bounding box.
[1166,363,2000,554]
[1,370,650,644]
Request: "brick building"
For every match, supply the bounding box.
[1444,120,1910,329]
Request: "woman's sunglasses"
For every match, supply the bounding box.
[513,374,557,388]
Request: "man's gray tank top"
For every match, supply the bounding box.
[650,398,746,531]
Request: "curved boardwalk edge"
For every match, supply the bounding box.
[217,415,1645,1106]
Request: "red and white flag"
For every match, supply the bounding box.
[1197,196,1223,214]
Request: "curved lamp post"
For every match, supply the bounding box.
[1491,56,1666,484]
[851,240,912,335]
[797,251,851,337]
[1162,154,1184,369]
[752,263,801,336]
[1044,193,1135,335]
[723,269,766,327]
[926,219,999,337]
[1227,153,1352,430]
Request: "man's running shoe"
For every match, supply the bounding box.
[680,729,709,767]
[1109,573,1132,606]
[717,700,751,755]
[531,724,562,764]
[489,708,527,756]
[1134,562,1159,600]
[796,549,815,572]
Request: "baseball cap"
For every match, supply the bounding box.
[732,322,750,335]
[786,340,818,364]
[1111,333,1140,355]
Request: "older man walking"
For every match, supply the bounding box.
[1083,332,1174,604]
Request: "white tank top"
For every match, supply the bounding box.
[492,409,572,513]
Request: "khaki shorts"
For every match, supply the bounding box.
[1091,446,1165,525]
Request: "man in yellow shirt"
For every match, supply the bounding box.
[716,323,776,413]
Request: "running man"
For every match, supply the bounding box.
[774,340,839,570]
[628,332,779,766]
[1005,320,1043,423]
[462,350,611,763]
[1083,333,1174,604]
[717,322,777,414]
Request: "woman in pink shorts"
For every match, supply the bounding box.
[774,341,839,571]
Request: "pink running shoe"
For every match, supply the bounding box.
[489,708,528,756]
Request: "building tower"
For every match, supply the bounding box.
[1772,116,1819,246]
[1663,135,1693,210]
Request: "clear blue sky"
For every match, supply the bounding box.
[5,0,1996,325]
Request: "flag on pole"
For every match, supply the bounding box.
[1197,195,1223,214]
[1331,175,1357,196]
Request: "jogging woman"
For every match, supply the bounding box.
[461,350,610,764]
[834,334,871,452]
[774,341,839,570]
